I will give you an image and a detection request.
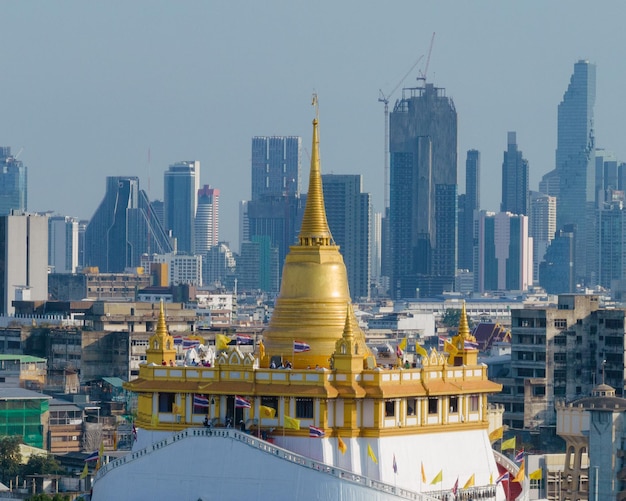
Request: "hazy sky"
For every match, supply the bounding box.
[3,1,626,249]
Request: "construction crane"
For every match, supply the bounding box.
[417,32,436,85]
[378,55,424,210]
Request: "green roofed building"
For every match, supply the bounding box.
[0,388,51,449]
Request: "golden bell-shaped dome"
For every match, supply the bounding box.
[262,112,356,369]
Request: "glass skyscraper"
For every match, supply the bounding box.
[501,132,529,215]
[164,161,200,255]
[0,147,27,216]
[251,137,301,201]
[389,83,458,298]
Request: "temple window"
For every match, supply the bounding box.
[407,398,418,416]
[153,340,158,349]
[469,395,479,412]
[158,393,175,413]
[354,344,358,355]
[384,400,395,417]
[428,397,438,415]
[295,398,314,419]
[262,396,278,411]
[449,396,458,413]
[340,344,346,355]
[167,340,171,350]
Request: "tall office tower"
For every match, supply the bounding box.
[553,60,596,283]
[389,83,458,298]
[529,191,557,283]
[0,212,48,315]
[459,150,480,272]
[204,242,237,289]
[237,236,279,294]
[477,211,533,293]
[322,174,371,300]
[370,211,383,295]
[501,132,529,215]
[163,161,200,254]
[85,177,173,272]
[0,147,27,216]
[150,200,165,230]
[539,225,576,294]
[595,201,626,289]
[195,185,220,255]
[251,136,301,200]
[48,215,79,273]
[238,201,249,254]
[594,149,626,206]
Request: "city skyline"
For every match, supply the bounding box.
[3,2,626,249]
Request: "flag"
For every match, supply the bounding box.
[235,395,251,409]
[421,462,427,483]
[513,460,525,483]
[444,340,458,357]
[430,469,443,485]
[438,336,447,348]
[399,338,407,352]
[182,338,201,350]
[452,477,459,495]
[514,448,525,463]
[79,462,89,479]
[488,426,503,442]
[415,343,428,358]
[216,334,231,350]
[85,451,99,462]
[501,436,516,451]
[95,441,105,471]
[236,334,254,345]
[309,425,325,438]
[496,472,509,484]
[132,423,137,441]
[293,340,311,353]
[337,436,347,455]
[463,473,475,489]
[464,340,479,349]
[283,415,300,430]
[173,335,183,346]
[489,472,493,484]
[172,404,180,415]
[258,340,266,360]
[396,344,403,358]
[193,394,210,408]
[529,468,542,481]
[259,405,276,418]
[393,454,397,474]
[113,431,118,451]
[367,444,378,464]
[151,413,158,426]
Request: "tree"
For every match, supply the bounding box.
[26,494,70,501]
[441,309,462,327]
[0,436,22,484]
[21,454,64,476]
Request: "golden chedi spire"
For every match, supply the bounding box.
[262,98,368,369]
[450,301,478,366]
[145,300,176,365]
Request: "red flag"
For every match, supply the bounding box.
[452,477,458,495]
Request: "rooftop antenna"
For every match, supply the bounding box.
[378,55,424,210]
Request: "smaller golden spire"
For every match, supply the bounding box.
[342,303,358,340]
[298,96,333,247]
[145,300,176,365]
[458,301,472,340]
[156,300,168,338]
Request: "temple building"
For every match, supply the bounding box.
[92,109,514,501]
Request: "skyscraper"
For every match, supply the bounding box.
[459,149,480,273]
[322,174,371,300]
[0,147,27,216]
[0,212,48,315]
[477,211,533,293]
[85,176,172,272]
[194,185,220,256]
[48,215,79,274]
[529,191,556,283]
[251,137,301,200]
[164,161,200,254]
[389,83,457,298]
[554,60,596,282]
[501,132,529,215]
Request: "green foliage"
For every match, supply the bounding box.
[26,494,70,501]
[22,454,64,476]
[0,435,22,484]
[441,309,462,327]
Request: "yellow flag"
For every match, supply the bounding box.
[415,343,428,358]
[172,404,180,415]
[338,436,347,455]
[529,468,542,480]
[80,462,88,479]
[501,436,516,451]
[283,415,300,430]
[399,338,407,351]
[513,460,525,483]
[367,444,378,464]
[216,334,231,350]
[259,406,276,418]
[444,340,458,357]
[258,340,266,360]
[113,431,118,451]
[488,426,503,442]
[421,461,427,483]
[463,473,475,488]
[151,413,158,426]
[490,472,493,484]
[430,469,443,485]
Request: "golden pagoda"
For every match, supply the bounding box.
[122,103,504,497]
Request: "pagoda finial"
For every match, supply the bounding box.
[156,299,168,338]
[458,301,473,341]
[298,95,333,246]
